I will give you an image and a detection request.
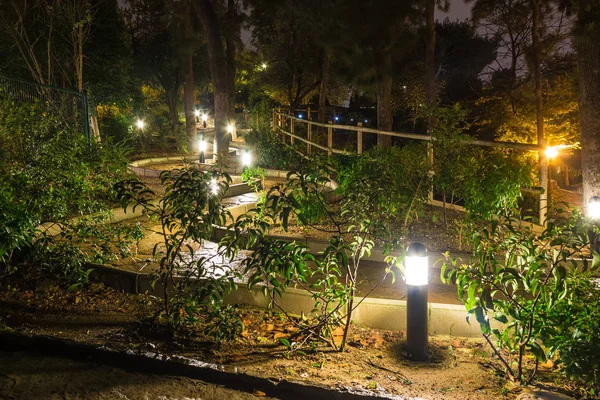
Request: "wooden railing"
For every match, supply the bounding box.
[271,107,547,225]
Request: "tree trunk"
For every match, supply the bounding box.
[424,0,436,124]
[183,53,196,150]
[192,0,230,159]
[578,0,600,206]
[376,55,393,147]
[166,86,180,131]
[530,0,548,224]
[226,0,237,119]
[182,0,196,150]
[318,50,330,125]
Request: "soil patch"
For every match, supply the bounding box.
[0,278,579,400]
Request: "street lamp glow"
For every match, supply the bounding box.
[241,150,252,167]
[201,114,208,122]
[261,63,268,69]
[545,146,559,159]
[136,119,145,130]
[194,109,200,118]
[334,116,340,121]
[589,196,600,220]
[227,124,234,134]
[298,114,303,119]
[405,242,428,286]
[198,137,207,153]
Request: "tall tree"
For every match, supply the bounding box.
[191,0,241,158]
[576,0,600,203]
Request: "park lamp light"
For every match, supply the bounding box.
[405,242,428,361]
[136,119,145,130]
[194,109,200,118]
[227,124,234,134]
[198,134,206,163]
[545,146,559,160]
[588,196,600,220]
[201,114,208,122]
[241,150,252,167]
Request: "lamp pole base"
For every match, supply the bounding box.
[407,284,428,361]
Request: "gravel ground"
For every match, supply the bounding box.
[0,351,275,400]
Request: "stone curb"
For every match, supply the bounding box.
[0,331,403,400]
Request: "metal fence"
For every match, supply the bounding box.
[0,75,92,143]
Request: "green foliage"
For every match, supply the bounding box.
[335,143,430,228]
[462,149,534,219]
[0,99,135,286]
[223,162,402,352]
[441,212,596,385]
[241,165,265,192]
[543,272,600,388]
[244,127,304,170]
[116,165,241,340]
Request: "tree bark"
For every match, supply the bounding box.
[578,0,600,206]
[183,2,196,150]
[226,0,237,119]
[318,50,330,125]
[425,0,436,124]
[530,0,548,224]
[183,53,196,149]
[192,0,230,159]
[376,52,393,147]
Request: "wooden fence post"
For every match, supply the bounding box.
[307,121,312,155]
[290,118,295,145]
[307,107,311,121]
[272,109,276,131]
[357,122,363,154]
[328,121,333,156]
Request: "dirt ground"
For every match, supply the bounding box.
[0,351,273,400]
[0,279,580,400]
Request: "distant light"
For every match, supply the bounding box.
[589,196,600,220]
[227,124,234,133]
[334,116,339,121]
[210,178,219,195]
[402,85,407,90]
[201,114,208,122]
[364,119,368,123]
[136,119,145,129]
[261,63,268,69]
[194,109,200,118]
[242,150,252,167]
[545,146,559,159]
[350,118,354,122]
[298,114,303,119]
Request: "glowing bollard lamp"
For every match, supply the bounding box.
[405,242,429,361]
[241,150,252,168]
[198,134,207,164]
[588,196,600,255]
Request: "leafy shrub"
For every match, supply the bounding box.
[442,212,596,385]
[462,149,534,219]
[0,99,137,285]
[335,143,430,227]
[244,127,304,170]
[116,166,241,339]
[544,272,600,389]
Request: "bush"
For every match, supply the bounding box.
[0,99,138,285]
[244,127,304,170]
[442,212,597,386]
[335,143,430,227]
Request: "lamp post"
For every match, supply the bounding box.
[405,242,428,361]
[198,134,206,164]
[136,119,145,151]
[588,196,600,256]
[194,109,200,123]
[241,150,252,169]
[201,114,208,128]
[545,146,560,219]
